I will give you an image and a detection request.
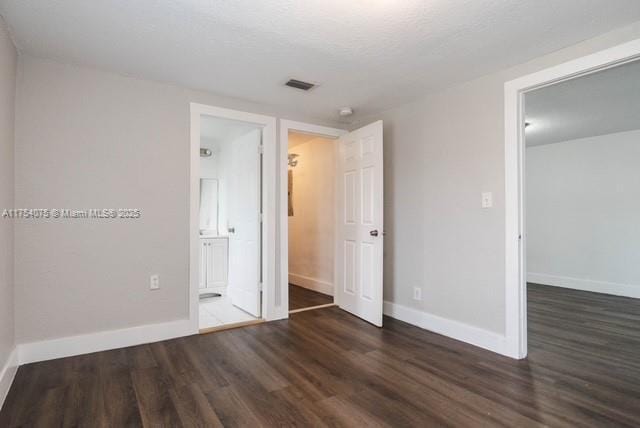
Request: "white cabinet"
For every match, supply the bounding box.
[199,237,228,289]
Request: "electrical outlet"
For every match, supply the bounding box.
[413,287,422,301]
[150,274,160,290]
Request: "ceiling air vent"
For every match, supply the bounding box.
[285,79,315,91]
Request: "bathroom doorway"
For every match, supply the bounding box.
[190,104,277,333]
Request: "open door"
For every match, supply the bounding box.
[228,129,262,317]
[335,121,384,326]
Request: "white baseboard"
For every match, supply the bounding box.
[383,301,509,357]
[289,273,333,296]
[0,347,18,411]
[528,272,640,299]
[18,318,193,365]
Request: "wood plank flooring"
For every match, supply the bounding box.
[289,283,333,311]
[1,283,639,427]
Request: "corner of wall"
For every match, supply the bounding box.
[0,348,18,410]
[0,14,18,411]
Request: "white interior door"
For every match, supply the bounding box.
[335,121,384,326]
[228,129,262,317]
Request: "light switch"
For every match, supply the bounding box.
[150,274,160,290]
[481,192,493,208]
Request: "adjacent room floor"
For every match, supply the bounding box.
[288,284,333,311]
[2,284,638,426]
[199,294,258,329]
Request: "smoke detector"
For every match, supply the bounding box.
[339,107,353,117]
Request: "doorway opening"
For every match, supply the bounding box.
[523,58,640,362]
[287,130,339,313]
[198,116,263,331]
[504,39,640,358]
[190,104,278,334]
[280,119,385,326]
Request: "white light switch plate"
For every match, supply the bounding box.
[413,287,422,301]
[150,274,160,290]
[481,192,493,208]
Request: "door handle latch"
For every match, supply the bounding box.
[228,227,235,234]
[370,230,379,237]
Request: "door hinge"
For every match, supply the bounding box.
[258,145,264,154]
[258,282,263,292]
[259,213,264,223]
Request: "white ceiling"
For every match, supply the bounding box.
[2,1,640,123]
[525,59,640,146]
[200,116,260,151]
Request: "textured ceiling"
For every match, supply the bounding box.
[2,0,640,123]
[525,59,640,147]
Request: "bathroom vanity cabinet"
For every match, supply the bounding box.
[199,236,228,290]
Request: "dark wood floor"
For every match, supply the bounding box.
[2,283,639,427]
[289,283,333,311]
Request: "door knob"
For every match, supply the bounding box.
[370,230,379,237]
[228,227,235,234]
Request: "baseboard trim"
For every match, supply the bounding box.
[528,273,640,299]
[289,273,333,296]
[0,347,18,411]
[18,319,193,365]
[383,301,508,357]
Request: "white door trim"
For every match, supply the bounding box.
[279,120,346,317]
[504,38,640,359]
[190,103,278,333]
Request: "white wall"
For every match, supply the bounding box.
[353,21,640,339]
[14,55,340,344]
[11,21,640,355]
[288,137,336,296]
[0,16,17,382]
[527,129,640,298]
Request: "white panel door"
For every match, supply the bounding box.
[227,129,262,317]
[336,121,384,326]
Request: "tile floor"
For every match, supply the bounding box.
[199,293,258,329]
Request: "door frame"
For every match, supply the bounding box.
[504,38,640,359]
[190,103,277,333]
[279,120,347,315]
